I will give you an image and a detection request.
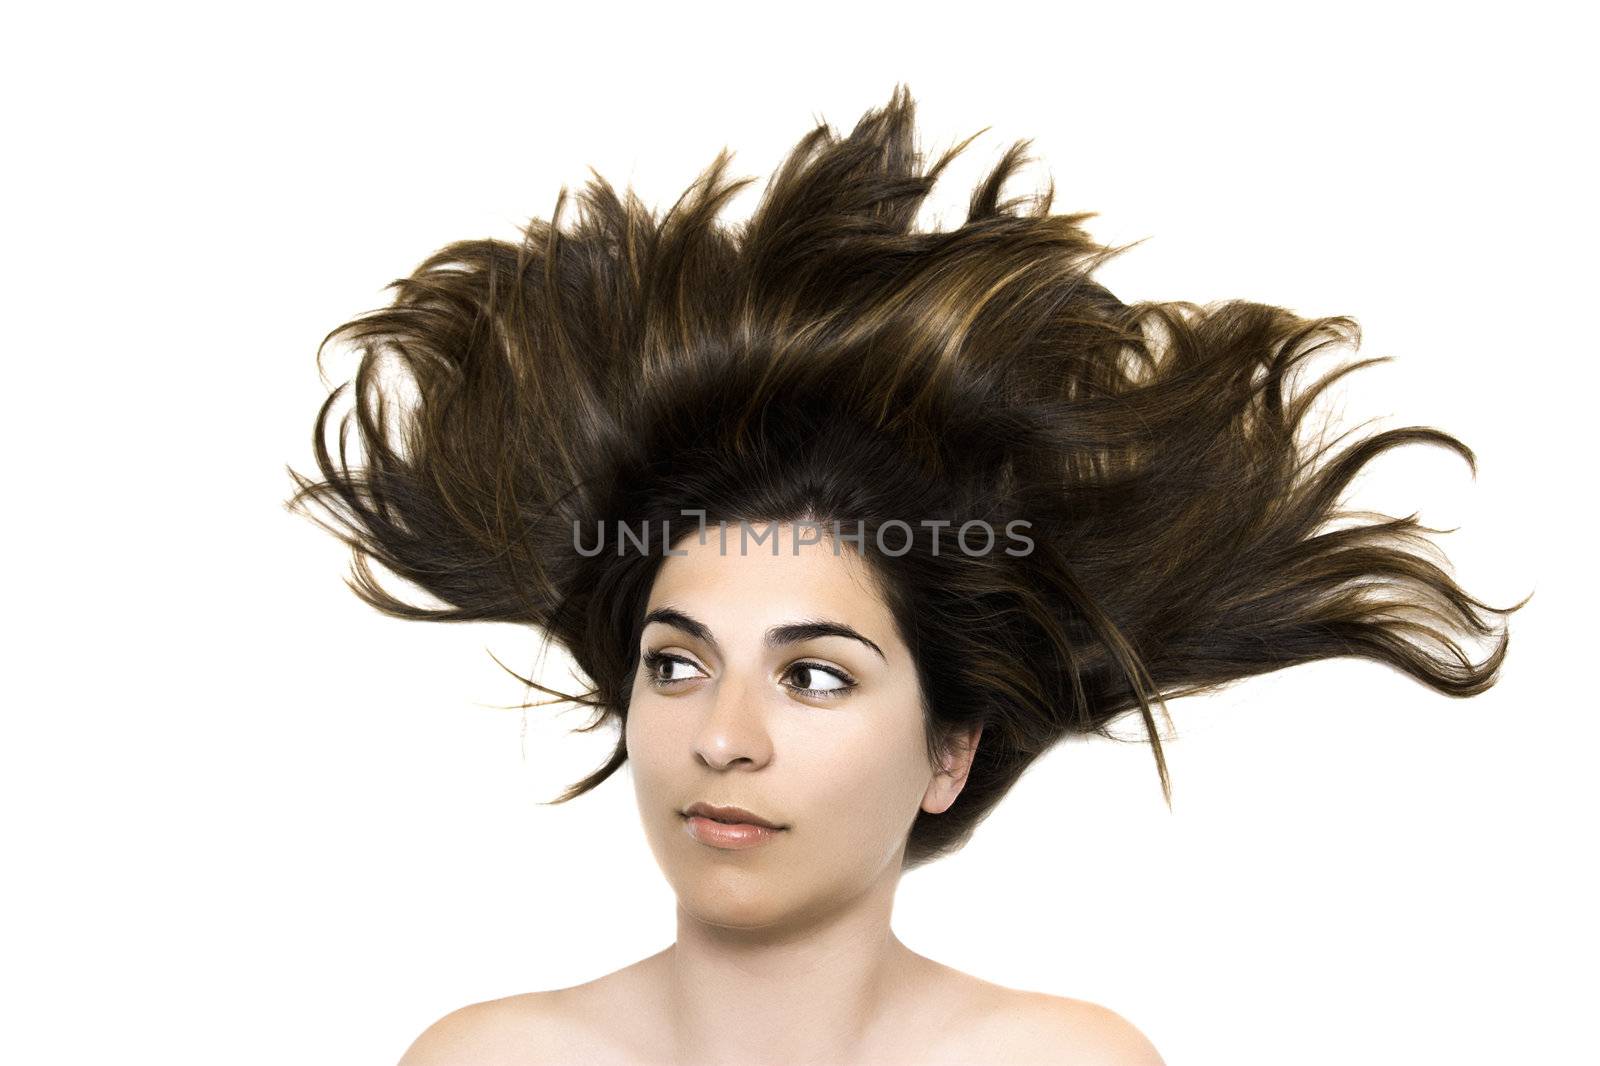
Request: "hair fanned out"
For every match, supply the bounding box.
[285,83,1529,870]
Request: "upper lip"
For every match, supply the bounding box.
[683,802,785,830]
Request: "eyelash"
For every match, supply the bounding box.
[638,649,858,699]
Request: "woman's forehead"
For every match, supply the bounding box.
[647,529,893,637]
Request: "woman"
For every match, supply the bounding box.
[286,84,1524,1065]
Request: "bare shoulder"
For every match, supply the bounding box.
[1006,992,1166,1066]
[912,960,1164,1066]
[394,990,570,1066]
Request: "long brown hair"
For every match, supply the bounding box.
[284,84,1529,870]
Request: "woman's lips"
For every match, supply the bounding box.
[683,802,783,829]
[682,813,785,850]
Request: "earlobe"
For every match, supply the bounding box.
[923,722,983,815]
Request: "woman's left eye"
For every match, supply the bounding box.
[784,662,857,698]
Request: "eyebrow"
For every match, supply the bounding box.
[640,606,887,663]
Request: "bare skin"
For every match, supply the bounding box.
[398,523,1164,1065]
[401,948,1164,1065]
[524,943,1152,1065]
[540,941,1008,1064]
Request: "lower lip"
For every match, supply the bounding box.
[683,815,783,849]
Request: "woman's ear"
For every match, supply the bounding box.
[921,722,983,815]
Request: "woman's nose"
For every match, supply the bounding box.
[693,666,775,769]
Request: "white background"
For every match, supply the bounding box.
[5,3,1593,1064]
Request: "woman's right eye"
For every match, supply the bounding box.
[641,650,700,687]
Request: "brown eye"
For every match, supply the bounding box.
[783,661,856,698]
[641,650,702,687]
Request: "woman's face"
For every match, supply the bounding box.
[625,523,973,931]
